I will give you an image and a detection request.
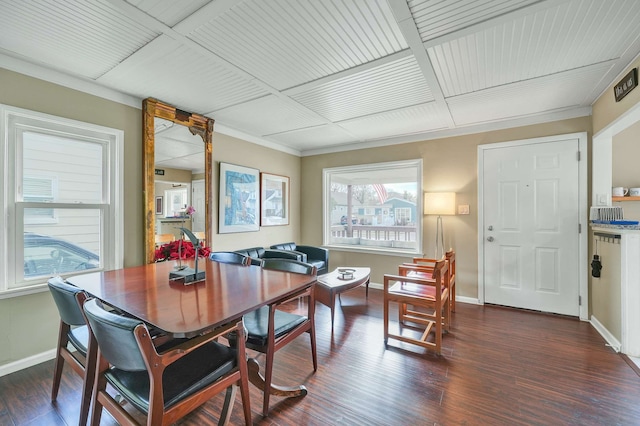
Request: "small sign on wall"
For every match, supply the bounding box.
[155,169,165,176]
[614,68,638,102]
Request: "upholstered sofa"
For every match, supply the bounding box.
[234,246,303,266]
[270,242,329,275]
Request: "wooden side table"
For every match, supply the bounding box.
[316,267,371,328]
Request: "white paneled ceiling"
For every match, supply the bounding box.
[1,0,640,156]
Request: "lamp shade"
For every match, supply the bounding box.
[424,192,456,215]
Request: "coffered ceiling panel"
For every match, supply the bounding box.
[409,0,540,42]
[0,0,158,79]
[448,61,612,125]
[98,35,269,114]
[268,125,358,151]
[428,0,640,97]
[187,0,407,90]
[290,54,433,122]
[338,102,449,140]
[211,95,327,136]
[2,0,640,155]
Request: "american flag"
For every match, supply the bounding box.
[372,184,387,204]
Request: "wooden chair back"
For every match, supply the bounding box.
[383,259,450,354]
[47,277,95,426]
[244,258,317,416]
[209,251,251,266]
[83,298,251,425]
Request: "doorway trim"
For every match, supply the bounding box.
[477,132,589,320]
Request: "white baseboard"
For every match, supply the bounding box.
[455,295,480,305]
[590,315,621,353]
[0,349,56,378]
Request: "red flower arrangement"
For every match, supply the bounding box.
[155,240,211,262]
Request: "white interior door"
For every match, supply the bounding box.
[482,138,580,316]
[191,179,205,232]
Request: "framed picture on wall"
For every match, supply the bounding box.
[219,162,260,233]
[155,196,163,216]
[260,173,290,226]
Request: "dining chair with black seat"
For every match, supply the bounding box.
[47,276,95,426]
[208,251,251,266]
[244,258,318,417]
[384,259,450,355]
[82,298,252,426]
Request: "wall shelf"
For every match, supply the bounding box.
[612,196,640,201]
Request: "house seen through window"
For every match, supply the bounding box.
[323,159,422,254]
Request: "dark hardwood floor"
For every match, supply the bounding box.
[1,286,639,425]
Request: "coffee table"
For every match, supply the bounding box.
[316,267,371,328]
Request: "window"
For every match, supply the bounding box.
[323,159,422,254]
[165,187,189,217]
[1,105,123,297]
[23,176,57,224]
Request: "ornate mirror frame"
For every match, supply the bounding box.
[143,98,213,264]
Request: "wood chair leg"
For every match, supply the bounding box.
[79,338,97,426]
[383,292,389,346]
[309,295,317,372]
[218,385,237,426]
[50,322,68,402]
[262,346,275,417]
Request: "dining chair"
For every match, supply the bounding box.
[208,251,251,266]
[247,258,317,416]
[83,298,251,426]
[384,259,450,354]
[47,276,96,426]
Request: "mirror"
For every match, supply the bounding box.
[143,98,213,264]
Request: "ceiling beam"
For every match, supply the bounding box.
[386,0,455,128]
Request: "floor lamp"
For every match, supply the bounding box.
[424,192,456,258]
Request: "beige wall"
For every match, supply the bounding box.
[0,68,300,370]
[593,56,640,134]
[301,116,592,298]
[0,68,143,366]
[590,59,640,341]
[590,236,621,339]
[612,119,640,220]
[211,133,301,251]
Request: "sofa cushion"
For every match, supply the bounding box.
[270,242,329,275]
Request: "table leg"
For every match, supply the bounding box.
[247,358,308,397]
[331,293,336,328]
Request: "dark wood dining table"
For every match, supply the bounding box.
[67,259,317,399]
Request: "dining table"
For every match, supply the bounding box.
[66,258,317,399]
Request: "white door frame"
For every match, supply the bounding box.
[477,132,589,320]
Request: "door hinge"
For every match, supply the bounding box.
[579,295,582,306]
[578,223,582,233]
[577,151,581,161]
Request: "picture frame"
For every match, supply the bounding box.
[261,173,290,226]
[219,162,260,233]
[155,196,163,216]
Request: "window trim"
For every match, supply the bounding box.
[0,104,124,298]
[322,159,423,255]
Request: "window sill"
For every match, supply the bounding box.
[325,244,419,257]
[0,282,48,300]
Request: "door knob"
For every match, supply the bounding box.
[487,236,494,242]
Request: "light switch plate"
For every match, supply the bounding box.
[458,204,470,215]
[597,194,608,205]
